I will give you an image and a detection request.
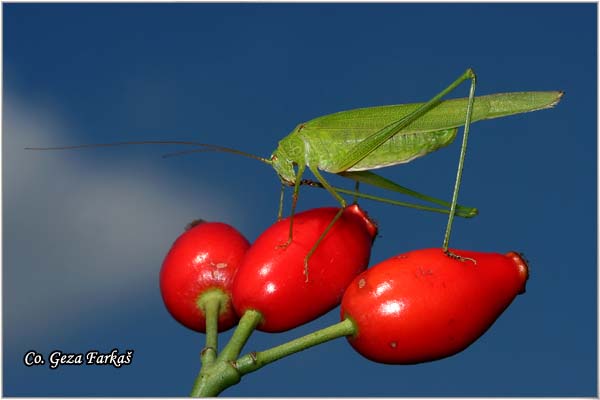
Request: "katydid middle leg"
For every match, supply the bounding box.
[303,165,348,281]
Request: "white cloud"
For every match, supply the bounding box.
[4,93,238,345]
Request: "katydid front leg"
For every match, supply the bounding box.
[352,180,360,205]
[277,164,306,249]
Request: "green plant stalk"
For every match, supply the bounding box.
[190,310,262,397]
[235,318,356,375]
[218,310,263,362]
[197,289,232,365]
[198,294,221,366]
[190,317,357,397]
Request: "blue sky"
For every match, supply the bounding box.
[3,3,596,396]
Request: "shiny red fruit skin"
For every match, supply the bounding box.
[341,248,529,364]
[232,205,377,333]
[160,221,250,333]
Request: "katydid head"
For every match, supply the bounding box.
[270,128,306,186]
[270,151,296,186]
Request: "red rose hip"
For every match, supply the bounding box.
[341,248,529,364]
[233,205,377,332]
[160,221,250,333]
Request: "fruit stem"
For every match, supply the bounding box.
[235,318,356,375]
[190,310,262,397]
[197,289,231,366]
[198,295,221,365]
[218,309,262,362]
[189,318,356,397]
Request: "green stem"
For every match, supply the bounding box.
[190,310,262,397]
[189,318,357,397]
[218,310,263,362]
[197,293,222,365]
[203,301,219,352]
[190,358,241,397]
[235,318,356,375]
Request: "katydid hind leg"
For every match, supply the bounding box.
[300,178,478,217]
[333,69,478,173]
[339,170,478,217]
[321,67,478,258]
[442,69,477,259]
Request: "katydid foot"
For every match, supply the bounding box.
[443,249,477,265]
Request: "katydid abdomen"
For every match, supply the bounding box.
[299,127,458,172]
[279,91,562,174]
[301,91,561,135]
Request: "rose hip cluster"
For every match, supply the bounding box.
[160,205,528,366]
[161,205,376,334]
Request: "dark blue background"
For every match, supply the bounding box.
[4,3,596,396]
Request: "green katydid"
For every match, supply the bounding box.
[266,68,561,270]
[27,68,563,277]
[158,68,561,271]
